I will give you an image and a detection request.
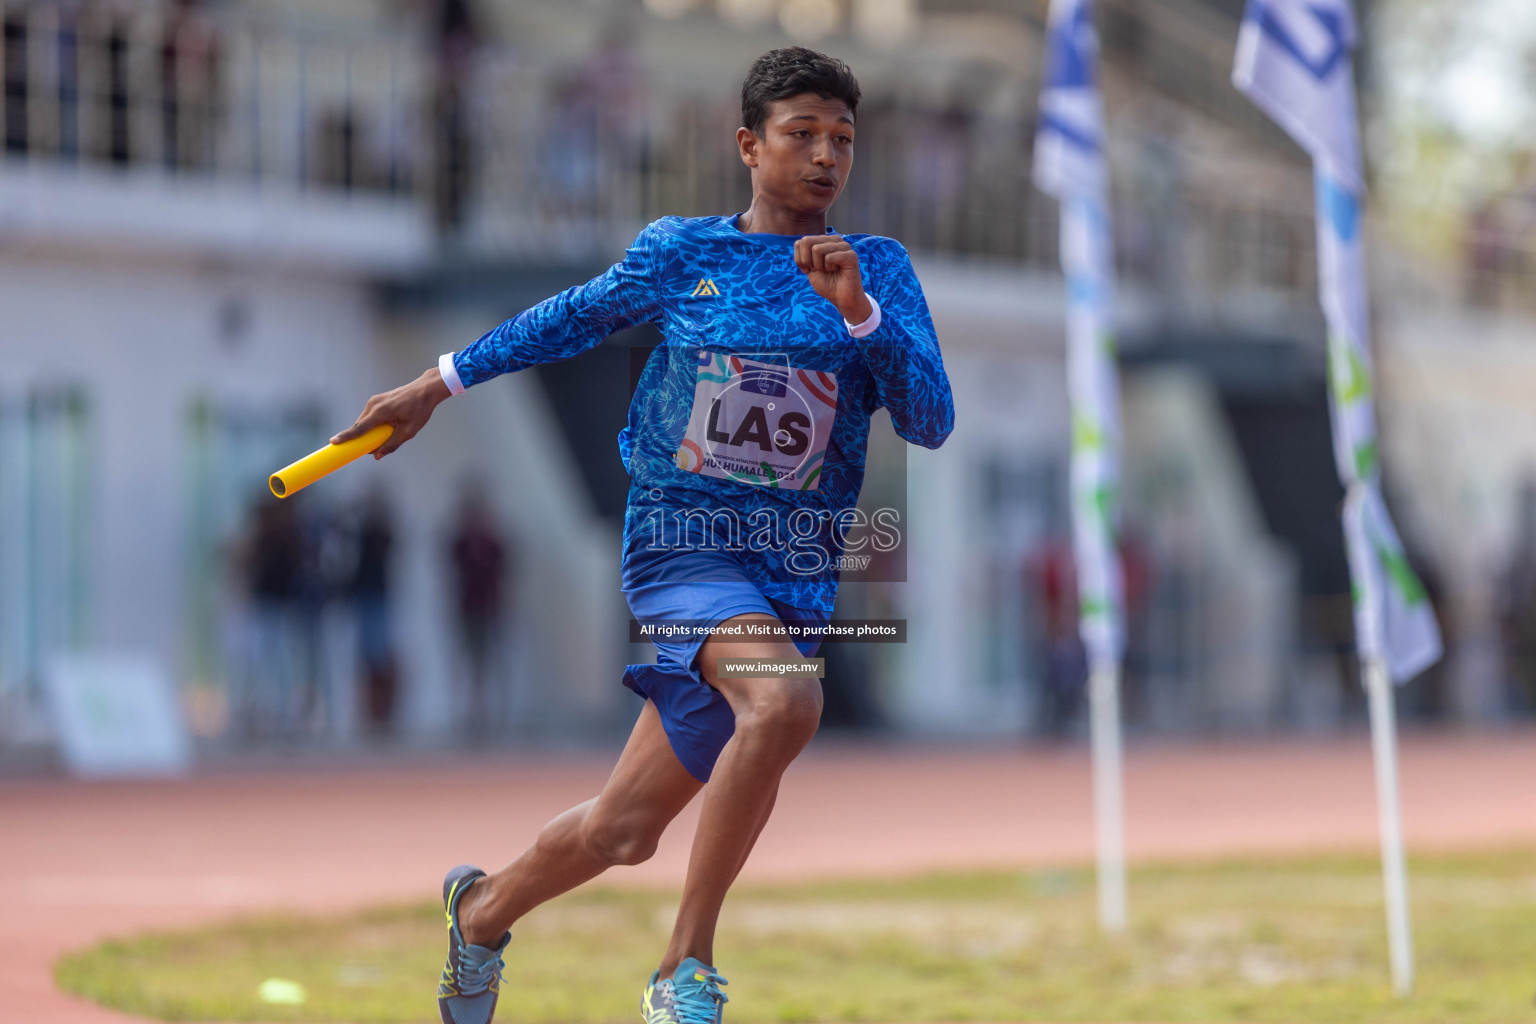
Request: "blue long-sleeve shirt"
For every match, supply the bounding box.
[448,213,954,612]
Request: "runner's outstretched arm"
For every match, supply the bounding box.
[331,222,666,456]
[448,222,665,386]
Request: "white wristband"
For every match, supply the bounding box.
[845,294,882,338]
[438,352,466,395]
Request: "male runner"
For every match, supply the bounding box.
[332,46,953,1024]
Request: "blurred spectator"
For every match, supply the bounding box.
[313,499,364,740]
[55,1,82,160]
[820,573,884,732]
[316,106,366,192]
[1027,533,1152,736]
[539,26,648,227]
[159,0,221,172]
[1119,529,1153,725]
[3,6,27,155]
[903,104,971,253]
[430,0,481,231]
[1129,109,1186,306]
[1509,154,1536,279]
[1030,536,1087,738]
[294,501,337,736]
[1400,560,1452,722]
[587,22,648,219]
[104,1,132,165]
[1464,199,1506,308]
[354,490,399,734]
[1461,158,1536,311]
[544,76,603,222]
[235,497,309,740]
[448,484,511,741]
[1501,477,1536,716]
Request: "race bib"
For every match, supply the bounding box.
[675,350,838,490]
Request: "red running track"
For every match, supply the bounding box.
[3,730,1535,1023]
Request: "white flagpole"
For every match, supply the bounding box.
[1233,2,1439,992]
[1348,489,1421,995]
[1363,655,1414,994]
[1033,0,1128,933]
[1088,653,1127,932]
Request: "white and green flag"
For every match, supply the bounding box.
[1234,0,1441,682]
[1034,0,1125,664]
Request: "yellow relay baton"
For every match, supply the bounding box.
[269,424,394,499]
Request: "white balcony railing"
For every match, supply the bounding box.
[0,4,427,195]
[0,0,1329,309]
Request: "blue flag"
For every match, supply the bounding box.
[1234,0,1442,682]
[1035,0,1125,664]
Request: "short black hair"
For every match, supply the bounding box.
[741,46,861,137]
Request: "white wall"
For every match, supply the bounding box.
[1377,301,1536,721]
[0,245,633,747]
[890,260,1074,735]
[0,251,376,671]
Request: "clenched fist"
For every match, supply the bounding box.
[792,235,873,326]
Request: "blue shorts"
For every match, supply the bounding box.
[621,547,829,783]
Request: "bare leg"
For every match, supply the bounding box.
[658,614,821,975]
[459,700,703,946]
[730,785,778,885]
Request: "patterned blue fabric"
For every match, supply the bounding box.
[452,213,955,612]
[620,545,833,782]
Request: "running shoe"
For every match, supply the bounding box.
[641,957,729,1024]
[437,864,510,1024]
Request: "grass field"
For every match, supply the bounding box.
[56,850,1536,1023]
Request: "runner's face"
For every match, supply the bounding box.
[743,95,855,216]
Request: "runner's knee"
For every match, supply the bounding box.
[735,676,822,747]
[581,812,662,867]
